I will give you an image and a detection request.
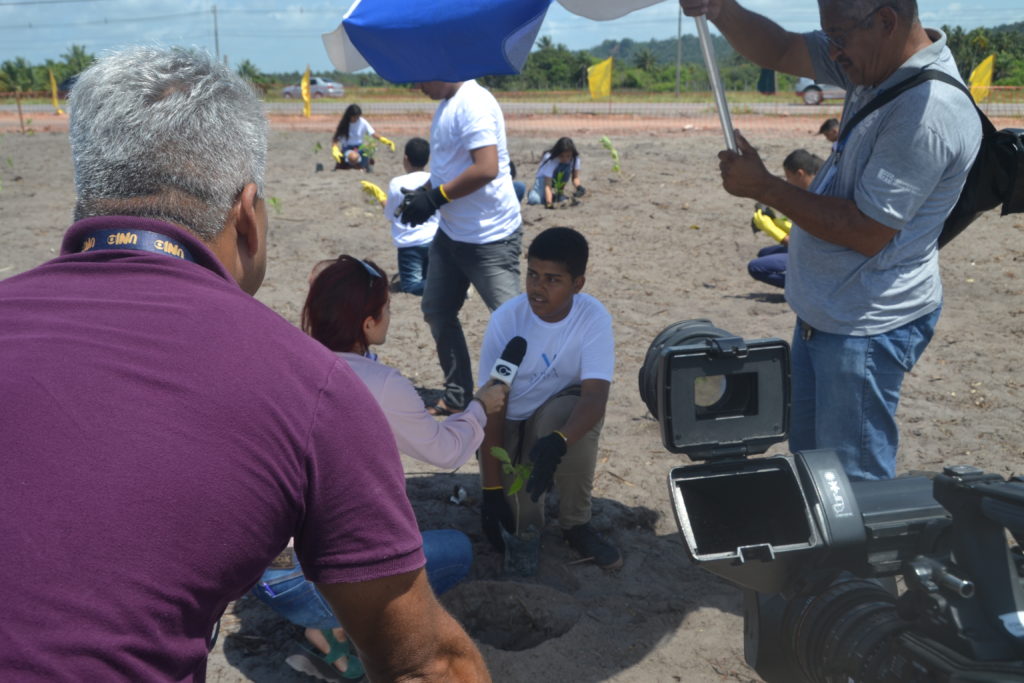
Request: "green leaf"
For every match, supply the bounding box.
[508,478,524,495]
[490,446,511,465]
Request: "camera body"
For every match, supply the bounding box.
[640,320,1024,681]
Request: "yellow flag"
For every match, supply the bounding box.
[969,54,995,103]
[587,57,612,99]
[48,69,65,115]
[301,65,311,118]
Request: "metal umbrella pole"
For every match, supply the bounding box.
[695,15,737,152]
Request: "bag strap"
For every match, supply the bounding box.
[837,69,986,147]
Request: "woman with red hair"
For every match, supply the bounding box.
[252,255,506,680]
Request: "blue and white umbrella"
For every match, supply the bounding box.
[321,0,735,149]
[321,0,663,83]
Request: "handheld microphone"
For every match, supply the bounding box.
[489,336,527,386]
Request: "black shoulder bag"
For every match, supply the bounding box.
[835,69,1024,249]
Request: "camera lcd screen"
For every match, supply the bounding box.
[694,372,758,420]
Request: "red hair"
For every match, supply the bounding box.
[302,255,389,353]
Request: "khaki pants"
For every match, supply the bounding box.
[499,387,603,533]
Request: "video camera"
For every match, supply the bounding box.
[639,320,1024,681]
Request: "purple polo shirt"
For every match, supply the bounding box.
[0,216,424,681]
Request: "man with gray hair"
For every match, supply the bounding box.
[0,46,489,681]
[679,0,981,480]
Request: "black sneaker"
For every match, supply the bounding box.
[563,523,623,570]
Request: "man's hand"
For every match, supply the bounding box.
[573,185,586,198]
[525,432,568,502]
[718,131,773,200]
[399,185,448,226]
[679,0,723,21]
[481,488,514,551]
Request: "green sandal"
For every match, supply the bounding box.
[288,630,365,681]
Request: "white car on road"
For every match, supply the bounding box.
[795,77,845,105]
[282,77,345,99]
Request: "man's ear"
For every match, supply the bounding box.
[573,274,586,293]
[233,182,263,259]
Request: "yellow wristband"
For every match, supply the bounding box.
[553,430,568,443]
[482,485,504,491]
[438,184,451,202]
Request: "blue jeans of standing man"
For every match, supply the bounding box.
[788,307,940,481]
[421,228,522,410]
[250,530,473,629]
[397,244,430,296]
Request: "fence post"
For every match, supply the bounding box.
[15,88,25,134]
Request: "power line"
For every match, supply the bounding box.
[0,0,113,5]
[0,10,205,30]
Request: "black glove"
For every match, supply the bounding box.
[525,432,568,502]
[573,185,586,198]
[398,184,448,226]
[544,203,555,210]
[481,488,515,552]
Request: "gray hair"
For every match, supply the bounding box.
[69,46,267,241]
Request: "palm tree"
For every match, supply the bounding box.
[60,45,94,75]
[535,35,554,51]
[633,47,657,73]
[0,58,34,92]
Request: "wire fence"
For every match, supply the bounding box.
[3,87,1022,137]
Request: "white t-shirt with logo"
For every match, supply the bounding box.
[428,80,521,244]
[340,117,375,148]
[384,170,439,248]
[478,293,614,421]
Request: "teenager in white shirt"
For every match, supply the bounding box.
[399,79,523,417]
[331,103,394,171]
[381,138,439,295]
[526,137,585,207]
[477,227,620,570]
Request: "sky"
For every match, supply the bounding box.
[0,0,1018,75]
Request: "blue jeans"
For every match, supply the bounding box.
[512,180,526,203]
[251,530,472,629]
[748,244,787,289]
[788,307,941,481]
[397,245,430,296]
[421,228,522,410]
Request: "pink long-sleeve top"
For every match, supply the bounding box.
[339,352,485,470]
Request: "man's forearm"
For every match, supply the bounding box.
[759,178,896,257]
[319,571,491,683]
[708,0,813,77]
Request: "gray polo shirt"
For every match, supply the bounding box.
[786,29,981,335]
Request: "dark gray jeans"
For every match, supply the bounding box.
[421,227,522,410]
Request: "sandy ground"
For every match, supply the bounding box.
[2,115,1024,683]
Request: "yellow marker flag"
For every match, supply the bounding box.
[969,54,995,103]
[301,65,311,118]
[587,57,612,100]
[48,69,65,115]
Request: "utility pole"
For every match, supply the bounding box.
[212,5,220,60]
[675,5,683,97]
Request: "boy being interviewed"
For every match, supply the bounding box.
[477,227,620,569]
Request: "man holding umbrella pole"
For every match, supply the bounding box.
[678,0,981,480]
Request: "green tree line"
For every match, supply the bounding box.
[4,22,1023,96]
[0,45,93,92]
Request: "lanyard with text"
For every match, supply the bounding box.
[79,229,196,263]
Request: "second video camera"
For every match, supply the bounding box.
[639,319,1024,681]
